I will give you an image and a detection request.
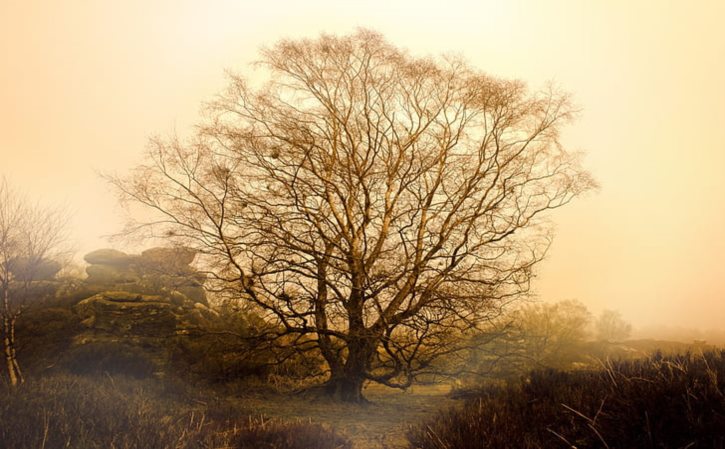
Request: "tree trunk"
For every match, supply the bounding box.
[2,316,23,386]
[321,258,376,402]
[324,338,374,402]
[325,372,366,402]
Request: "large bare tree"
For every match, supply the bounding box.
[0,178,68,386]
[113,30,595,401]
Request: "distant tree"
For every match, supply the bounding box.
[469,299,593,379]
[0,178,68,386]
[595,309,632,342]
[516,299,592,367]
[112,30,595,401]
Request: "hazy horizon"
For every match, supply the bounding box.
[2,0,724,331]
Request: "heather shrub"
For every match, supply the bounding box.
[409,351,725,449]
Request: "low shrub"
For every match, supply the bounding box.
[16,307,82,372]
[170,334,272,382]
[0,374,351,449]
[408,351,725,449]
[59,341,158,378]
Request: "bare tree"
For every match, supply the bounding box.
[112,30,596,401]
[0,178,68,386]
[595,309,632,342]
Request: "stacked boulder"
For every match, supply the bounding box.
[83,247,207,305]
[71,247,219,373]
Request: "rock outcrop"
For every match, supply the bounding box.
[83,247,208,306]
[84,249,133,266]
[15,248,270,381]
[51,247,214,375]
[74,290,218,342]
[71,288,220,376]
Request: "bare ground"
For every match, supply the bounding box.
[236,383,459,449]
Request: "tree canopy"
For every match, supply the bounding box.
[113,30,595,401]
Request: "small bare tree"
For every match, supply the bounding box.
[113,30,596,401]
[0,178,68,386]
[595,309,632,342]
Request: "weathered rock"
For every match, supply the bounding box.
[20,280,263,380]
[85,264,139,284]
[141,247,197,267]
[81,246,209,306]
[168,290,191,307]
[75,291,176,337]
[74,290,214,342]
[193,301,219,317]
[84,248,133,266]
[175,285,207,304]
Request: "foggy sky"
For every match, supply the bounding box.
[2,0,724,330]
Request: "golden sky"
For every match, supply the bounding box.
[2,0,724,330]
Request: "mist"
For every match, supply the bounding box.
[3,1,724,333]
[2,2,724,448]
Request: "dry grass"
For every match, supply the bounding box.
[0,374,352,449]
[0,372,456,449]
[408,351,725,449]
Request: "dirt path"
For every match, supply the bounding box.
[238,384,459,449]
